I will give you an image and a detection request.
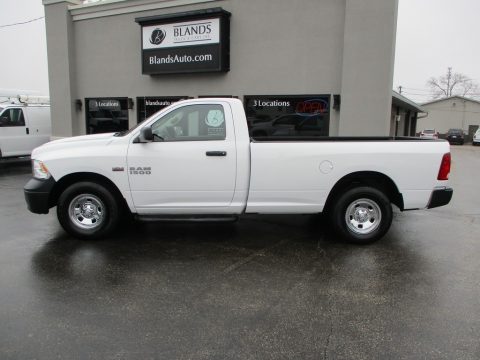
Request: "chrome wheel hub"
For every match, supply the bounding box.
[345,198,382,235]
[69,194,105,229]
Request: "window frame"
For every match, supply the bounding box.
[150,103,227,142]
[85,97,129,135]
[0,108,26,127]
[244,94,331,138]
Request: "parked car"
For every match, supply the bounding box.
[420,129,439,139]
[24,98,453,244]
[473,128,480,146]
[0,97,51,158]
[446,128,465,145]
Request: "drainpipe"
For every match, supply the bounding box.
[395,106,400,138]
[415,112,428,136]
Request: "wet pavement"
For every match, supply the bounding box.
[0,147,479,360]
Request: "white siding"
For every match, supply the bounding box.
[419,97,480,134]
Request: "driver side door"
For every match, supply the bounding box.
[0,108,30,157]
[127,102,237,214]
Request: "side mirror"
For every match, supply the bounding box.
[0,116,9,126]
[139,126,154,142]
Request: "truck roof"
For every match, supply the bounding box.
[0,103,50,108]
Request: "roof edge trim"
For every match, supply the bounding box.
[43,0,82,5]
[135,7,230,25]
[69,0,219,22]
[392,90,426,113]
[421,95,480,107]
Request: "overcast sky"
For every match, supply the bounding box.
[0,0,47,96]
[1,0,479,104]
[394,0,480,102]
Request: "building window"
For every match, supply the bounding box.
[151,104,226,141]
[0,108,25,127]
[136,96,187,123]
[244,95,330,138]
[86,98,128,134]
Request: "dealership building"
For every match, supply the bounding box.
[43,0,400,138]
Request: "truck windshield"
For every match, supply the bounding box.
[114,107,170,137]
[114,118,148,137]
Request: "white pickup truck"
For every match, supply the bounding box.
[24,98,453,243]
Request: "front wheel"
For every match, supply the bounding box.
[330,186,393,244]
[57,182,120,239]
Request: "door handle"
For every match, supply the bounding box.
[26,127,30,135]
[206,151,227,157]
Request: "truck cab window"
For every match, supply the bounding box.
[151,104,226,141]
[0,108,25,127]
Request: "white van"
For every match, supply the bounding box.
[0,96,51,158]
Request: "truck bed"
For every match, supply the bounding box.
[246,138,450,213]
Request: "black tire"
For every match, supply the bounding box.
[57,181,120,240]
[330,186,392,244]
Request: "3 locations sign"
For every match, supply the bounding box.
[135,8,231,75]
[88,99,121,111]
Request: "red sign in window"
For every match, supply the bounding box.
[295,99,328,116]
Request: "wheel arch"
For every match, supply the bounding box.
[324,171,404,212]
[49,172,129,211]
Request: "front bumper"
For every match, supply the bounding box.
[427,187,453,209]
[24,177,56,214]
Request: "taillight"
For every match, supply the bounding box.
[437,153,451,180]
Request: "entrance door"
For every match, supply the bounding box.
[127,103,237,214]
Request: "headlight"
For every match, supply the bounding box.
[32,159,51,179]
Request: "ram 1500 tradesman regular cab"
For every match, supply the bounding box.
[24,98,453,243]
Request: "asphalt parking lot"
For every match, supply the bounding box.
[0,146,479,360]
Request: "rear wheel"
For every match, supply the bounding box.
[57,182,120,239]
[331,186,392,244]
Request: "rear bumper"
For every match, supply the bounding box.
[427,187,453,209]
[24,177,56,214]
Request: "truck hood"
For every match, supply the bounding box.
[32,133,117,158]
[49,133,115,144]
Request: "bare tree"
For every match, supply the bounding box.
[427,67,478,99]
